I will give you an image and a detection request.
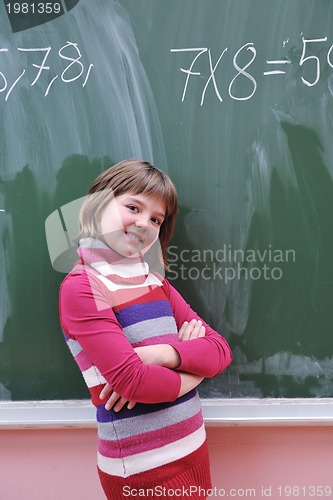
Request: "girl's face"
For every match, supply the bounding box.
[99,192,166,258]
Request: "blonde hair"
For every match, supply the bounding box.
[78,159,178,268]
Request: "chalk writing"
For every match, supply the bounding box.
[0,41,93,101]
[263,59,292,76]
[171,36,333,103]
[299,37,327,86]
[229,43,257,101]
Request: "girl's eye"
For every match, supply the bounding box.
[151,217,162,226]
[126,205,162,225]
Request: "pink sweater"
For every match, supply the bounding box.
[59,264,232,484]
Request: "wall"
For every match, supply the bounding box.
[1,426,333,499]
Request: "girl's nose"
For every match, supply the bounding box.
[134,214,149,228]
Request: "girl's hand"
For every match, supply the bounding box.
[98,321,206,407]
[99,383,136,412]
[178,319,206,341]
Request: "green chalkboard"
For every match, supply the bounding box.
[1,0,333,401]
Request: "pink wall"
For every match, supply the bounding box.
[1,426,333,499]
[206,426,333,497]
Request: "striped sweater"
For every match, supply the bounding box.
[59,240,232,488]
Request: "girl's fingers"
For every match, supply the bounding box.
[188,324,206,339]
[101,386,136,412]
[113,396,136,412]
[180,319,196,341]
[99,383,113,400]
[178,321,189,341]
[188,320,203,340]
[113,396,130,412]
[179,319,205,341]
[104,390,120,410]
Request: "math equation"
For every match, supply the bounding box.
[0,41,93,101]
[171,37,333,104]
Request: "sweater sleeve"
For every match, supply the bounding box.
[164,279,232,377]
[59,271,181,404]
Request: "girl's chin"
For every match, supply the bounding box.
[125,245,154,259]
[102,234,154,258]
[115,243,146,259]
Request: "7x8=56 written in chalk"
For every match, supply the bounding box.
[171,37,333,104]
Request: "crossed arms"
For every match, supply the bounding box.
[59,272,232,410]
[100,318,207,411]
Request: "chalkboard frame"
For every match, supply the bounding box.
[1,399,333,428]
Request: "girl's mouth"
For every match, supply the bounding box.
[125,231,143,243]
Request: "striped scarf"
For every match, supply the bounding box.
[77,237,150,285]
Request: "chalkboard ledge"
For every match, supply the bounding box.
[1,399,333,428]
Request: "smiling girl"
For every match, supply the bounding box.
[59,159,232,499]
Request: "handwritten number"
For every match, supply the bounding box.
[228,43,257,101]
[170,48,208,102]
[17,47,51,86]
[59,42,84,83]
[299,37,327,87]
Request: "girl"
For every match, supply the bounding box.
[59,159,232,499]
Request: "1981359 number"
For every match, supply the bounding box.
[277,485,332,497]
[6,3,62,14]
